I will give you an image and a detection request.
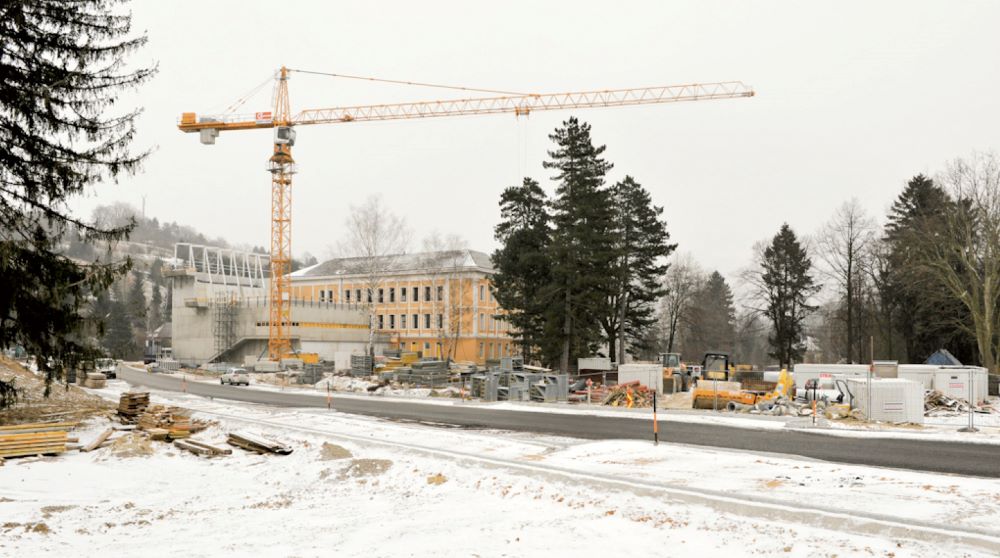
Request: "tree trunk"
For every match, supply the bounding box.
[617,291,628,364]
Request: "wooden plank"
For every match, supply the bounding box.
[0,422,78,433]
[0,432,68,442]
[0,445,66,458]
[174,440,214,456]
[81,429,113,452]
[186,440,232,455]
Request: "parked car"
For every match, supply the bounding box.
[221,367,250,386]
[96,358,117,379]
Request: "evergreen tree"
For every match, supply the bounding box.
[104,297,134,359]
[542,117,616,371]
[491,178,551,363]
[0,0,152,396]
[760,224,818,366]
[884,175,977,363]
[149,285,163,331]
[149,258,164,286]
[163,284,172,324]
[126,271,147,340]
[681,271,736,359]
[601,176,675,361]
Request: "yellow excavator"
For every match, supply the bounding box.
[691,352,793,409]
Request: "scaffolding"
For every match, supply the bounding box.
[212,293,238,359]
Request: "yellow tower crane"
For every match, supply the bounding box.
[178,67,754,361]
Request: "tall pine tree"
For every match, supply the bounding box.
[543,117,616,372]
[761,224,818,366]
[885,174,977,363]
[491,178,551,363]
[602,176,675,362]
[0,0,153,396]
[682,271,736,359]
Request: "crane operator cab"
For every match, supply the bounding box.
[274,126,296,146]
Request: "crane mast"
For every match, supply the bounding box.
[178,68,754,361]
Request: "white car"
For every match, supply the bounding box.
[221,368,250,386]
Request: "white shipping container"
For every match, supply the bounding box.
[897,364,939,389]
[933,367,988,403]
[846,378,924,424]
[617,363,663,394]
[578,357,612,371]
[793,364,870,387]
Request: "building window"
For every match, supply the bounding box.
[437,286,444,301]
[400,314,407,329]
[479,313,484,330]
[327,289,333,302]
[378,315,384,329]
[424,342,431,350]
[437,314,443,329]
[378,288,384,303]
[413,286,419,301]
[424,314,431,328]
[479,285,484,301]
[319,290,325,302]
[479,343,484,357]
[424,286,431,301]
[357,289,363,302]
[389,288,395,302]
[389,315,395,329]
[412,314,418,329]
[366,289,372,303]
[345,290,351,303]
[489,343,494,358]
[401,287,407,302]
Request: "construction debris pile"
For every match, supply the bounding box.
[602,381,654,408]
[0,421,74,460]
[137,405,205,440]
[81,372,107,389]
[924,390,997,416]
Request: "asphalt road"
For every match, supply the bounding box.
[119,366,1000,477]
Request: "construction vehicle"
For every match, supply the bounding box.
[691,352,793,409]
[178,69,754,361]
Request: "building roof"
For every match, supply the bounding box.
[291,249,494,279]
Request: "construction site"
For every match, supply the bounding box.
[4,2,1000,557]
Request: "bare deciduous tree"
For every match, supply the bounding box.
[338,194,410,354]
[815,199,876,362]
[916,152,1000,372]
[659,253,703,354]
[421,232,468,361]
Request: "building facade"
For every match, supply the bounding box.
[290,250,514,364]
[168,243,380,368]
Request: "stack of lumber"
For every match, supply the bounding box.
[602,381,654,408]
[137,405,193,439]
[117,391,150,422]
[226,431,293,455]
[0,421,76,458]
[174,439,232,457]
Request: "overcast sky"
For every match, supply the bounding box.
[70,0,1000,282]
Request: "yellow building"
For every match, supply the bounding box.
[289,250,513,364]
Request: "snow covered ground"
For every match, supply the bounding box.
[2,380,998,557]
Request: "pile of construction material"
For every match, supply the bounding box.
[925,390,997,416]
[226,431,293,455]
[0,421,75,459]
[137,405,206,440]
[350,354,374,377]
[81,372,107,389]
[603,381,654,408]
[174,439,232,457]
[117,391,150,422]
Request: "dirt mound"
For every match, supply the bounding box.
[0,358,112,425]
[108,433,154,458]
[339,458,392,478]
[319,442,352,461]
[426,473,447,485]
